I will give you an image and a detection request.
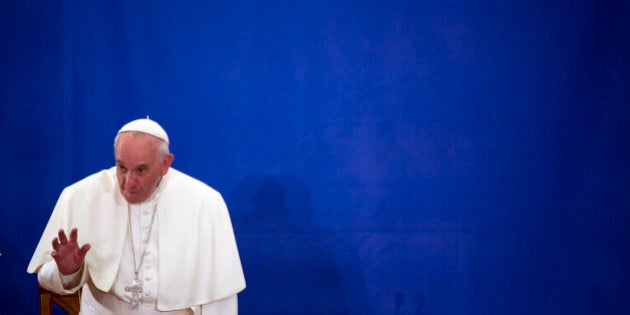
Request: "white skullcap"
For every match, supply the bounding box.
[118,117,170,145]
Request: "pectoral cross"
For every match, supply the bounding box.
[125,276,143,310]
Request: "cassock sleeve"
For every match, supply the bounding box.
[38,260,87,294]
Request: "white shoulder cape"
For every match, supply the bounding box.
[27,167,246,311]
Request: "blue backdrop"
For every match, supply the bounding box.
[1,1,629,314]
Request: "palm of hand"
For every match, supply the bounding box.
[51,228,91,275]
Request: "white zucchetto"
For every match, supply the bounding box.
[118,117,169,145]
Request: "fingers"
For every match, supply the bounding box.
[52,237,60,251]
[57,229,68,244]
[52,228,87,252]
[78,244,92,259]
[55,228,80,243]
[51,228,91,259]
[69,228,78,242]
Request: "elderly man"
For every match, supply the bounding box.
[28,118,246,314]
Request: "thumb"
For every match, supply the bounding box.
[78,244,91,259]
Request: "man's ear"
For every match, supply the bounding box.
[162,153,175,175]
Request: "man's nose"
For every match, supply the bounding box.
[124,173,138,184]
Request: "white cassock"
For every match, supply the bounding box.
[27,167,246,314]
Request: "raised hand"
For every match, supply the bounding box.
[51,228,91,275]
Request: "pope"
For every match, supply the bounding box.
[27,118,246,314]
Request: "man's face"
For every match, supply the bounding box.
[114,132,173,204]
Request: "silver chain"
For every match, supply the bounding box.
[127,194,159,276]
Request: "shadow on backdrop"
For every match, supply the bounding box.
[229,174,367,314]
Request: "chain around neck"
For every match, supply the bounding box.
[127,194,159,276]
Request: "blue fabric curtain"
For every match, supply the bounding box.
[1,1,628,314]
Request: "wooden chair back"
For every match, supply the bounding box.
[38,285,80,315]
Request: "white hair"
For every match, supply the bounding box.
[114,131,170,159]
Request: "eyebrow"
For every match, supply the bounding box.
[116,160,149,170]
